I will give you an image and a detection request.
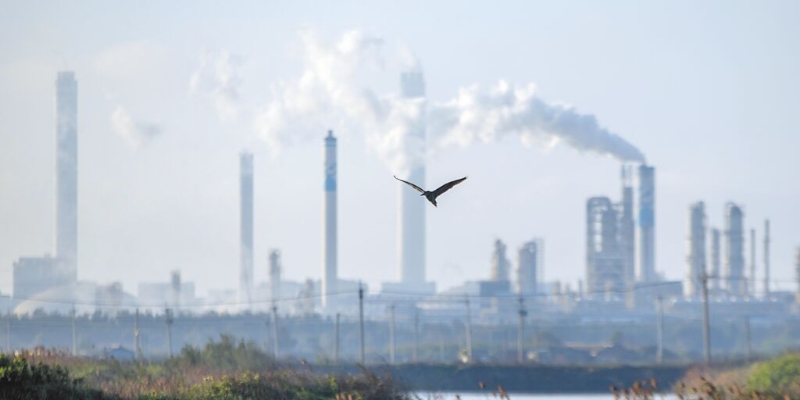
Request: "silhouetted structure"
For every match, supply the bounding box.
[56,71,78,284]
[725,203,746,296]
[322,131,338,310]
[637,165,656,282]
[686,202,706,298]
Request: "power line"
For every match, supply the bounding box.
[5,277,798,309]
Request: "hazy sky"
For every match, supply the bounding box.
[1,1,799,298]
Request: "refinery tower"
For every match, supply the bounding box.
[637,165,656,282]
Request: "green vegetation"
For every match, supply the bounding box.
[748,353,800,396]
[2,335,407,400]
[0,353,105,399]
[664,352,800,400]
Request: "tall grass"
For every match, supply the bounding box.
[3,335,408,400]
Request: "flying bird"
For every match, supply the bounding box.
[394,175,467,207]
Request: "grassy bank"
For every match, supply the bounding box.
[664,353,800,400]
[0,335,407,400]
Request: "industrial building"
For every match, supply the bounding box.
[586,197,625,297]
[686,201,706,298]
[239,152,254,309]
[490,239,511,282]
[517,240,541,296]
[138,281,196,312]
[584,165,646,300]
[724,202,746,297]
[12,255,66,301]
[56,71,79,285]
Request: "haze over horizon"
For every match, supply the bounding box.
[1,1,799,298]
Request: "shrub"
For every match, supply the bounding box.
[0,354,108,399]
[748,353,800,395]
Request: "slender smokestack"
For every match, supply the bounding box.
[56,71,78,284]
[763,220,770,296]
[170,270,181,310]
[322,130,338,309]
[637,165,656,282]
[750,228,756,297]
[398,71,426,284]
[796,246,800,302]
[269,250,281,305]
[620,165,635,287]
[239,152,254,310]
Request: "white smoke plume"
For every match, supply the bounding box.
[111,106,162,148]
[191,50,245,121]
[254,29,428,174]
[430,81,646,162]
[254,30,645,174]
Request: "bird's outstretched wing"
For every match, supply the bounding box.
[432,176,467,198]
[394,175,425,194]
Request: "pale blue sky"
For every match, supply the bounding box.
[1,1,798,297]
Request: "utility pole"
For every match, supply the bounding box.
[656,296,664,364]
[465,295,473,362]
[439,337,445,363]
[701,272,711,364]
[413,309,419,363]
[744,316,752,362]
[71,304,77,356]
[389,304,396,364]
[271,305,279,358]
[6,308,11,353]
[134,308,141,360]
[764,220,770,296]
[517,296,527,364]
[334,313,340,365]
[165,306,174,358]
[358,282,365,364]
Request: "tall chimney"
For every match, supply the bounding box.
[763,220,770,296]
[322,130,338,310]
[620,165,635,287]
[55,71,78,284]
[637,165,656,282]
[170,270,181,310]
[398,71,427,284]
[269,250,281,305]
[239,152,254,311]
[750,228,756,297]
[795,246,800,302]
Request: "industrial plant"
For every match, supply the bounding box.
[3,70,800,366]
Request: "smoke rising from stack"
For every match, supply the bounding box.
[254,29,646,175]
[191,50,245,121]
[111,106,162,148]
